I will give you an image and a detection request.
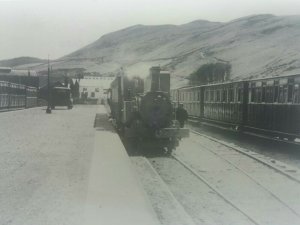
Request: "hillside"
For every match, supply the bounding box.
[17,14,300,87]
[0,57,47,68]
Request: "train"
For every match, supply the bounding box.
[108,67,189,154]
[0,80,38,110]
[171,74,300,141]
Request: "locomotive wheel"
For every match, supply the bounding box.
[164,138,178,155]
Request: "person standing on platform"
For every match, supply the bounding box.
[176,104,188,128]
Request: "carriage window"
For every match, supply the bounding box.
[216,90,220,102]
[266,87,270,103]
[294,85,299,103]
[274,86,279,102]
[279,86,284,103]
[288,84,293,103]
[257,88,262,103]
[284,86,288,103]
[252,88,256,102]
[237,88,243,102]
[262,83,266,102]
[228,88,234,102]
[210,90,214,102]
[222,89,227,102]
[270,86,274,102]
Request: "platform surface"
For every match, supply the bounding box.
[0,105,159,225]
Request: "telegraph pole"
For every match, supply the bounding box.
[46,56,52,114]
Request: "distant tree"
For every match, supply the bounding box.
[189,62,231,85]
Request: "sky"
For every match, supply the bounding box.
[0,0,300,60]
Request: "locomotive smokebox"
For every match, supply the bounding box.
[140,91,172,129]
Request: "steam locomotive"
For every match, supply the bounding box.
[108,67,189,153]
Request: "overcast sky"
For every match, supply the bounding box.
[0,0,299,60]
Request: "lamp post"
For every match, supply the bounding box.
[46,57,51,114]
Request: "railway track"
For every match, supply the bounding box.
[190,129,300,183]
[142,152,300,225]
[130,131,300,225]
[173,152,300,222]
[135,156,256,225]
[170,155,262,225]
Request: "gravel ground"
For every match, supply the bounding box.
[148,156,254,225]
[0,106,98,225]
[131,157,196,225]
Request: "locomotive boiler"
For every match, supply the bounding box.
[108,67,189,153]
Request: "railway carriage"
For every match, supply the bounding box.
[246,75,300,140]
[171,74,300,141]
[0,81,38,110]
[0,81,9,109]
[202,81,247,126]
[171,86,203,118]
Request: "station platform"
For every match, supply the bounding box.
[86,110,160,225]
[0,105,160,225]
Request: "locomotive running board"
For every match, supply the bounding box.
[155,128,190,138]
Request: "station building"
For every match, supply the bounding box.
[0,67,39,87]
[73,75,114,104]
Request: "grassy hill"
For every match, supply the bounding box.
[6,14,300,87]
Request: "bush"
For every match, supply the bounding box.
[189,62,231,85]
